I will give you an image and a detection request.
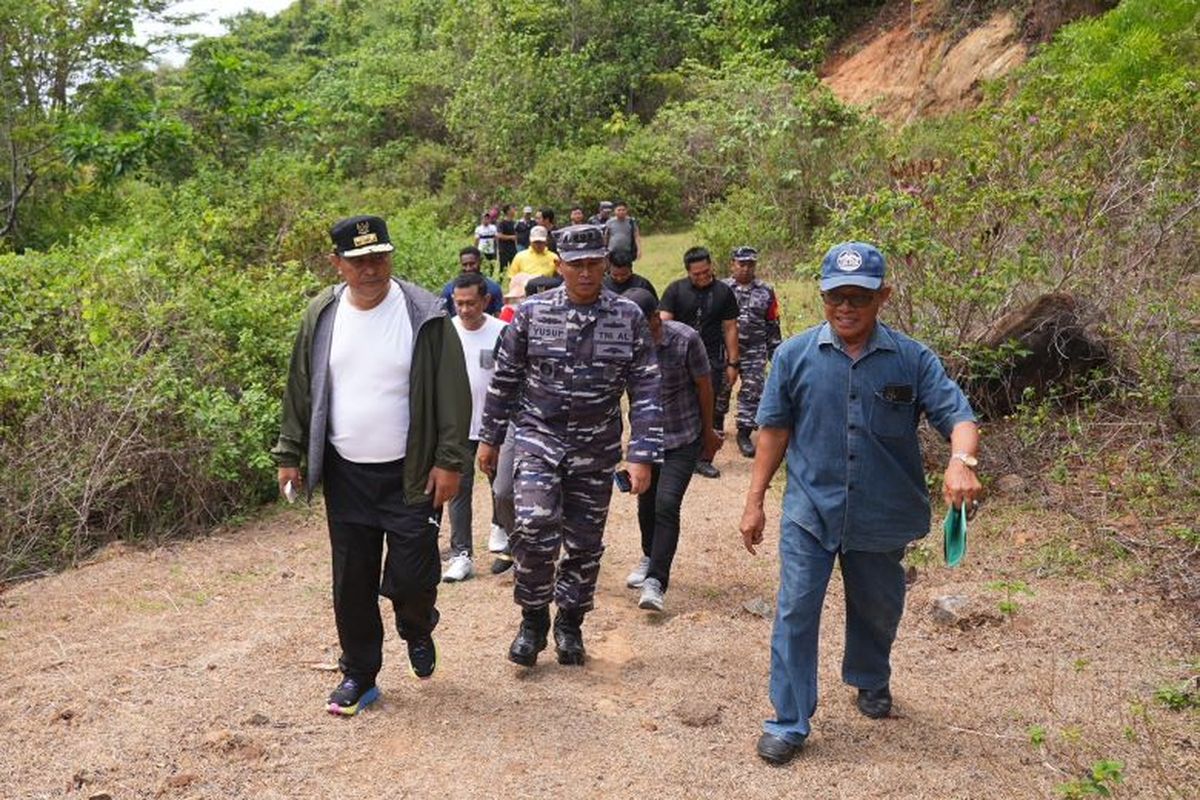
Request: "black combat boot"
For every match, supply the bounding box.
[553,608,586,666]
[737,427,756,458]
[508,606,550,667]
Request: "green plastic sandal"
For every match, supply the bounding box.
[943,503,968,567]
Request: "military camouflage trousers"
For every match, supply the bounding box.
[511,453,615,612]
[717,348,769,430]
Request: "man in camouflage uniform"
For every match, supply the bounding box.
[717,246,782,458]
[478,224,663,668]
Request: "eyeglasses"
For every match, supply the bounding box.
[821,290,878,309]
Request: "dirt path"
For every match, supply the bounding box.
[2,444,1196,799]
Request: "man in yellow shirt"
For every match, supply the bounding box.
[507,225,559,282]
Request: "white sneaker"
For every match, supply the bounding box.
[638,578,665,612]
[626,556,651,589]
[442,552,474,583]
[488,524,509,553]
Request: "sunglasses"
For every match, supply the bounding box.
[821,290,878,309]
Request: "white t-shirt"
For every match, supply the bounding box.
[475,223,497,255]
[453,314,507,440]
[328,282,415,462]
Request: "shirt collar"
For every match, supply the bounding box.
[548,285,613,315]
[817,321,898,355]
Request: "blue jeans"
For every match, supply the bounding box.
[764,517,906,743]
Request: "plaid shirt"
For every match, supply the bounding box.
[655,320,711,450]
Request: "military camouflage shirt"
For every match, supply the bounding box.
[723,277,782,356]
[479,287,663,469]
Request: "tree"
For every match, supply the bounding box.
[0,0,177,244]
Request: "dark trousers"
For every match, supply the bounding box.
[324,448,440,685]
[490,423,518,534]
[706,354,727,444]
[637,437,701,590]
[447,440,480,555]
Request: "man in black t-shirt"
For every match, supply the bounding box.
[536,208,558,253]
[515,206,535,251]
[603,250,658,300]
[496,204,518,273]
[659,246,740,478]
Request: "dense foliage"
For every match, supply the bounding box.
[0,0,1196,578]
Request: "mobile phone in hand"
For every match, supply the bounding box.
[613,469,632,493]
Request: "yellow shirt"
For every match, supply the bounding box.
[508,247,559,281]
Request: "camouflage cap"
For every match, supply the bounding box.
[555,224,608,262]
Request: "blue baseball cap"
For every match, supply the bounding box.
[819,242,886,291]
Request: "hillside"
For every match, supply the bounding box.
[822,0,1116,122]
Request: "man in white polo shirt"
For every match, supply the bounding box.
[272,215,472,717]
[443,272,509,582]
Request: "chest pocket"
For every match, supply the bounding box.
[870,387,917,439]
[658,346,685,370]
[593,318,634,361]
[527,310,568,358]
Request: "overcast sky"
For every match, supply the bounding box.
[138,0,296,66]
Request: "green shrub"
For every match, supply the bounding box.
[0,164,461,579]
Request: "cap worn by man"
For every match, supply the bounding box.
[732,245,759,262]
[529,225,549,243]
[555,224,608,262]
[330,215,396,257]
[819,242,886,291]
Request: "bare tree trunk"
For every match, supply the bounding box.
[0,137,37,240]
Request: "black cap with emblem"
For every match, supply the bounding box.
[732,245,758,261]
[330,215,395,258]
[555,224,608,262]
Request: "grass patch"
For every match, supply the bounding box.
[637,230,696,292]
[639,230,821,338]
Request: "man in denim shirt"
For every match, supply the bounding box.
[740,242,983,765]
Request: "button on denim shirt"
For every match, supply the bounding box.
[756,321,976,552]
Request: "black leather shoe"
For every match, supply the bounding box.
[756,732,802,765]
[856,685,893,719]
[736,428,756,458]
[490,554,514,575]
[553,609,586,666]
[694,461,721,479]
[508,607,549,667]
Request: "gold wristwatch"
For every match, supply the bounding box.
[952,452,979,469]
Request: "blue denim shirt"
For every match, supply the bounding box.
[756,321,976,552]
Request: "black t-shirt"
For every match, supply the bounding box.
[515,218,534,247]
[497,219,517,259]
[603,273,659,301]
[660,277,739,360]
